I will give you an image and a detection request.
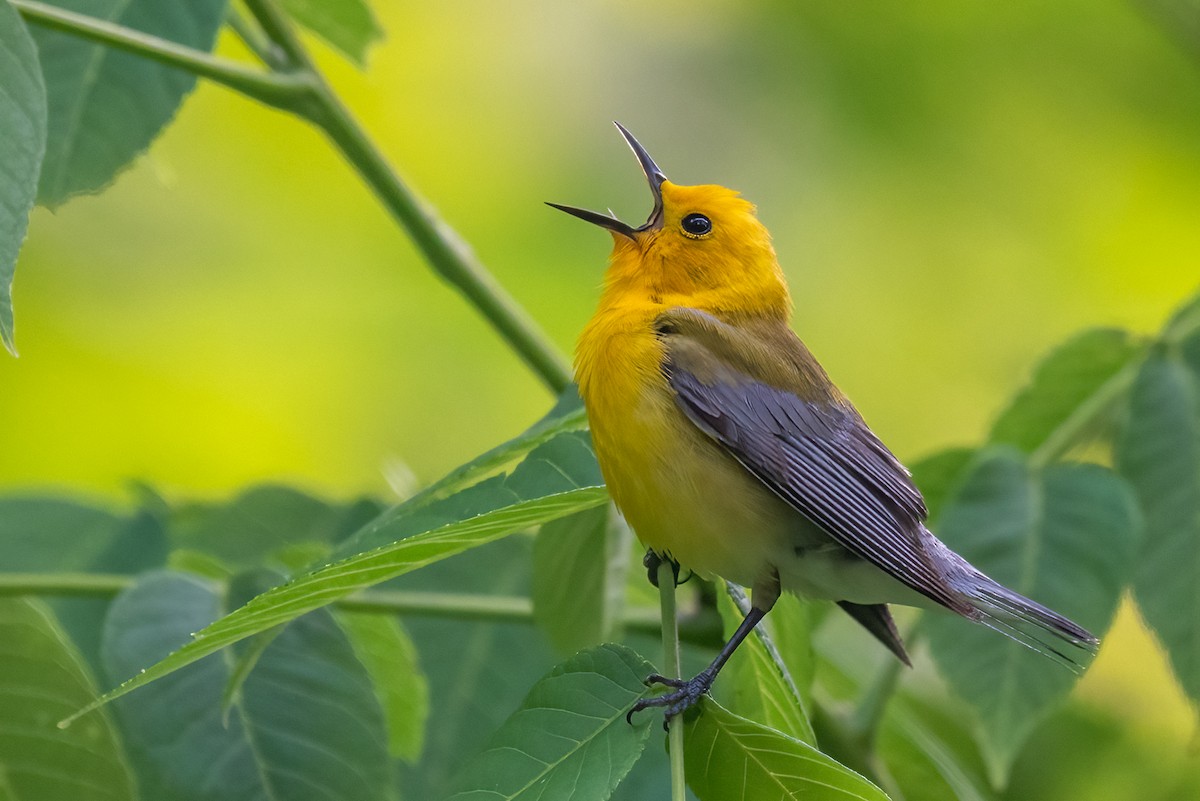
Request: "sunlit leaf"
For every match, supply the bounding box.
[988,328,1141,457]
[66,430,606,723]
[714,588,816,745]
[684,698,889,801]
[447,644,655,801]
[1116,348,1200,704]
[533,503,630,653]
[0,0,46,354]
[925,449,1138,783]
[281,0,381,65]
[102,570,394,800]
[338,610,429,761]
[30,0,226,205]
[0,598,135,801]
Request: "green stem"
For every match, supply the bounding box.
[849,622,923,745]
[0,572,664,630]
[1028,352,1144,470]
[655,561,687,801]
[11,0,312,108]
[242,0,573,392]
[16,0,572,393]
[225,3,288,70]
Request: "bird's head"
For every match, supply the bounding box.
[550,123,791,320]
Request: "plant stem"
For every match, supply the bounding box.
[242,0,574,392]
[225,3,288,70]
[0,572,664,629]
[1028,353,1143,470]
[16,0,573,393]
[11,0,312,107]
[849,623,922,745]
[655,560,687,801]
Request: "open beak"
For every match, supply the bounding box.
[547,122,667,239]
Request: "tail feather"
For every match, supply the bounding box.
[959,575,1098,672]
[926,534,1099,671]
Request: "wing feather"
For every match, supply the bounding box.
[660,310,967,614]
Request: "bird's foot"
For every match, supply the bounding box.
[643,551,692,588]
[626,670,715,730]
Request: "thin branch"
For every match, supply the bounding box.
[225,3,288,70]
[11,0,313,109]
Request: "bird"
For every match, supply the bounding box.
[549,123,1098,724]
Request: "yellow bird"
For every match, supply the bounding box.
[551,123,1097,722]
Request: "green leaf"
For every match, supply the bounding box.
[1164,288,1200,344]
[684,698,889,801]
[338,610,429,761]
[909,447,976,524]
[30,0,227,205]
[395,536,557,799]
[714,588,816,745]
[170,484,380,570]
[66,430,606,723]
[924,449,1139,784]
[406,386,587,510]
[0,598,135,801]
[878,696,993,801]
[1116,349,1200,704]
[988,327,1142,459]
[446,643,655,801]
[0,496,167,670]
[101,570,394,800]
[281,0,381,65]
[533,504,631,653]
[0,1,46,355]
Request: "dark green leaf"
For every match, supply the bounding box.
[67,431,606,723]
[101,570,394,800]
[0,496,167,671]
[925,449,1139,783]
[0,0,46,354]
[684,698,889,801]
[714,588,816,745]
[533,504,631,653]
[988,328,1141,458]
[1116,351,1200,704]
[338,611,429,761]
[910,447,976,524]
[447,644,655,801]
[0,598,135,801]
[281,0,381,65]
[31,0,226,205]
[395,536,557,799]
[170,484,380,570]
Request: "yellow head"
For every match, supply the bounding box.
[550,124,792,320]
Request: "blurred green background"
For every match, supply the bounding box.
[3,0,1198,787]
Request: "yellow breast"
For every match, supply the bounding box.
[575,302,794,588]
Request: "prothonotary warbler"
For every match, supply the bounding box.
[550,123,1097,724]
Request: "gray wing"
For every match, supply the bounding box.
[664,341,969,615]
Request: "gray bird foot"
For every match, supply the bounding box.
[626,670,715,731]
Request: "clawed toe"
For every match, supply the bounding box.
[625,671,715,729]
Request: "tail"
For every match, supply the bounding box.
[927,538,1099,672]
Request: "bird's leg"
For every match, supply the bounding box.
[642,550,690,587]
[628,571,780,729]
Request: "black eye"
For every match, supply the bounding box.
[681,213,712,238]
